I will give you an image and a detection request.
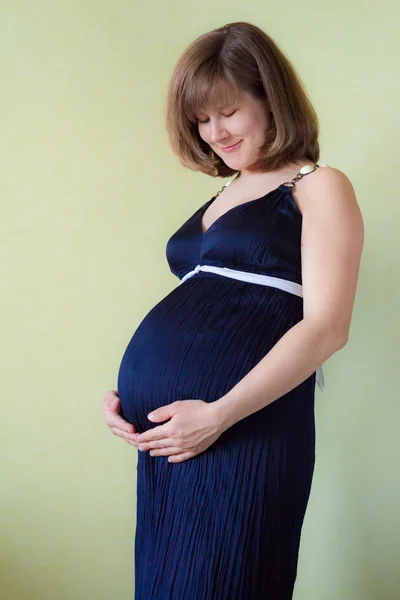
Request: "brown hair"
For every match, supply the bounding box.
[165,21,319,178]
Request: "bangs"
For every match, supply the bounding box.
[182,67,246,123]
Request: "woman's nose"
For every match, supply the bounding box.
[209,120,227,144]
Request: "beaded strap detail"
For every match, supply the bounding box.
[282,163,328,188]
[215,163,328,195]
[214,175,236,198]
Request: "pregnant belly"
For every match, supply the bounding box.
[117,278,302,433]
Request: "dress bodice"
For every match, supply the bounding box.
[166,183,303,285]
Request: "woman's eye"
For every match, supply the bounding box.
[196,110,236,124]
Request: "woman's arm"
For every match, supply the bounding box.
[211,166,365,430]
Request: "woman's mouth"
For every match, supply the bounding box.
[220,140,243,153]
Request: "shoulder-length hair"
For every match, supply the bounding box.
[165,21,319,178]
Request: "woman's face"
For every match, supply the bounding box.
[196,90,272,174]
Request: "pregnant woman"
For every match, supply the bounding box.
[102,21,364,599]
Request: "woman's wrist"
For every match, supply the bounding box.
[209,395,237,432]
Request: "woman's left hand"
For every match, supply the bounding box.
[135,400,225,463]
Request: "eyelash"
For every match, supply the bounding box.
[197,110,237,124]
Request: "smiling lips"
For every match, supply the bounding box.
[220,140,243,153]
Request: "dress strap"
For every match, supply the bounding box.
[215,164,328,195]
[282,163,328,188]
[214,172,239,198]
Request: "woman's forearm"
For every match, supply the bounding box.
[211,319,347,430]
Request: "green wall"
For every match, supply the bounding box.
[1,2,399,598]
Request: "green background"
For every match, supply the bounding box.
[1,1,399,598]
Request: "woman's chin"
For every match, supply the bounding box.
[221,157,247,171]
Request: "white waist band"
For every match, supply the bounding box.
[180,265,304,296]
[179,264,324,392]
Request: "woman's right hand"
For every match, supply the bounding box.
[102,390,139,448]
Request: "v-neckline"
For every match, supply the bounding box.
[200,184,289,235]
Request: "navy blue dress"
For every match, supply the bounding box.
[117,174,316,599]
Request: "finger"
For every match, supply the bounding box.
[110,426,138,442]
[136,424,171,443]
[108,395,120,410]
[148,447,182,457]
[168,452,194,463]
[125,439,139,448]
[106,412,136,434]
[138,438,176,451]
[103,390,120,411]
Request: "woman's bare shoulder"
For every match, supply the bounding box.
[294,164,362,218]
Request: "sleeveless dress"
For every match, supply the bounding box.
[117,165,322,599]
